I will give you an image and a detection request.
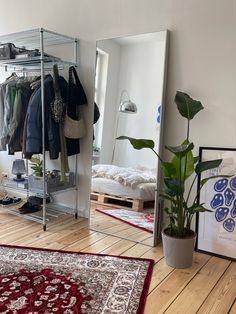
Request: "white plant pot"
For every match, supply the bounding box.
[162,229,197,269]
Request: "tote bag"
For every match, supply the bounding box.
[65,66,87,156]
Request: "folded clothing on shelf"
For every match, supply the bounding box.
[0,196,22,206]
[0,42,61,61]
[0,43,39,60]
[18,202,41,214]
[28,195,50,205]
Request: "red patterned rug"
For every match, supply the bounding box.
[0,244,153,313]
[96,208,154,233]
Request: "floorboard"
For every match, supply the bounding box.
[0,211,235,313]
[197,263,236,313]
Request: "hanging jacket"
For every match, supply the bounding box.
[8,80,35,154]
[1,81,17,148]
[0,84,6,150]
[0,75,17,150]
[24,75,68,159]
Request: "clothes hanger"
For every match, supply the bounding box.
[5,71,18,80]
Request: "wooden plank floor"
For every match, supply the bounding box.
[0,212,235,313]
[90,203,154,246]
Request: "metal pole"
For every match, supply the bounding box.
[26,159,29,200]
[40,29,46,231]
[111,112,120,164]
[74,39,78,67]
[74,39,79,219]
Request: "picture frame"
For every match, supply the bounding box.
[196,147,236,261]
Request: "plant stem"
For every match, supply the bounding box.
[184,119,190,180]
[186,119,190,142]
[181,119,191,234]
[186,174,198,205]
[193,179,206,205]
[178,156,184,235]
[151,148,163,163]
[186,213,191,230]
[183,119,190,185]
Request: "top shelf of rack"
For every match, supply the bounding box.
[0,56,77,72]
[0,28,78,50]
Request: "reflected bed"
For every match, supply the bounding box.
[91,164,156,211]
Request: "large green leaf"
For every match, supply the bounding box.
[164,140,195,181]
[159,193,178,204]
[171,205,180,214]
[161,162,176,178]
[116,136,155,150]
[164,187,176,197]
[171,149,195,181]
[164,207,170,215]
[188,204,212,214]
[175,91,204,120]
[200,175,233,187]
[195,159,222,175]
[164,178,184,196]
[165,142,194,157]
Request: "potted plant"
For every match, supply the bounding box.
[30,156,43,177]
[117,91,228,268]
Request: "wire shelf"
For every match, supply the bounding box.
[0,28,79,229]
[0,205,69,224]
[0,28,78,70]
[1,178,76,197]
[0,54,77,73]
[0,28,78,49]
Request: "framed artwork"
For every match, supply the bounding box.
[196,147,236,261]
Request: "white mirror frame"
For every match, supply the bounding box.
[91,29,170,247]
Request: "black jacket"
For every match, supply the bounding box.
[25,75,68,159]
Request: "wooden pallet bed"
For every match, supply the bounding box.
[90,192,154,212]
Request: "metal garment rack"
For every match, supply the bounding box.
[0,28,79,231]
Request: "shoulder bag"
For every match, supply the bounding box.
[64,66,87,139]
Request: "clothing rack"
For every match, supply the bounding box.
[0,28,79,231]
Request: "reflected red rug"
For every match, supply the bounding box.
[96,208,154,233]
[0,244,153,314]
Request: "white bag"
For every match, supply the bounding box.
[64,114,86,139]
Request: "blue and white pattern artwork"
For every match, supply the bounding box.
[197,148,236,260]
[156,105,161,124]
[211,177,236,232]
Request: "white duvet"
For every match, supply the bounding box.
[92,164,156,188]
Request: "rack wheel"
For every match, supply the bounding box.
[43,225,47,231]
[75,213,78,219]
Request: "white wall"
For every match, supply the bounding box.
[0,0,235,218]
[114,40,165,168]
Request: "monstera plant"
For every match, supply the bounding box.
[117,91,228,268]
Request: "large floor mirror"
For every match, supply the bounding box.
[90,30,169,246]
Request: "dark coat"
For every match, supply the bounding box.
[25,75,68,159]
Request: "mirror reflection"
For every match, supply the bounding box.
[90,31,168,246]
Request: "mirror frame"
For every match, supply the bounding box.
[90,29,170,247]
[153,30,169,246]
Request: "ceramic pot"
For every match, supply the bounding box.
[162,229,197,269]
